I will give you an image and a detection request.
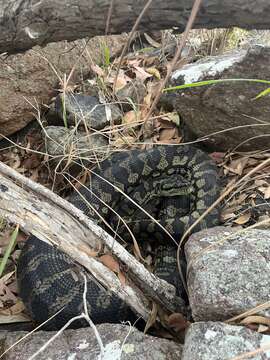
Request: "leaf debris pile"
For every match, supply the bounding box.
[220,151,270,228]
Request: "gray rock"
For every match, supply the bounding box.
[162,45,270,151]
[182,322,270,360]
[185,227,270,321]
[54,94,122,130]
[2,324,183,360]
[44,126,108,164]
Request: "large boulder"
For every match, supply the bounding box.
[2,324,183,360]
[44,126,108,166]
[185,226,270,321]
[182,322,270,360]
[162,45,270,151]
[0,35,127,138]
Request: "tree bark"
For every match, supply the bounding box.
[0,161,185,328]
[1,0,270,54]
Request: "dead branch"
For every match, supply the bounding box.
[1,0,270,54]
[0,161,184,326]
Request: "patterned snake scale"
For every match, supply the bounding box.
[18,145,220,330]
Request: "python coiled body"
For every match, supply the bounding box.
[18,145,220,329]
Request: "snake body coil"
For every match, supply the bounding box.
[18,145,220,329]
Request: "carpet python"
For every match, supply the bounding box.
[18,145,220,329]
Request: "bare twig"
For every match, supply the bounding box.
[226,301,270,324]
[113,0,153,93]
[5,275,135,360]
[144,0,203,122]
[105,0,115,35]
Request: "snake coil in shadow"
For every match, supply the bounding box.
[18,145,220,329]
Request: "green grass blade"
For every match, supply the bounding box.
[104,45,111,68]
[0,224,19,278]
[255,87,270,99]
[163,78,270,92]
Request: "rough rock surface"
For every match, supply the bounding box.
[1,324,183,360]
[44,126,108,165]
[162,45,270,151]
[182,322,270,360]
[0,35,127,138]
[53,94,122,130]
[185,226,270,321]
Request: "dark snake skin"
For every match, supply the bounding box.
[17,145,220,330]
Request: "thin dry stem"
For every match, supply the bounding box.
[0,308,65,359]
[105,0,115,35]
[113,0,153,94]
[144,0,203,123]
[226,301,270,323]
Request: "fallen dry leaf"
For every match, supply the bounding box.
[146,67,161,80]
[22,154,41,169]
[254,179,269,187]
[99,254,126,286]
[160,112,180,126]
[113,76,128,91]
[127,59,142,67]
[99,254,120,273]
[224,157,249,176]
[142,91,153,109]
[257,324,270,333]
[262,186,270,199]
[74,170,90,190]
[91,64,105,77]
[0,282,17,304]
[122,110,141,125]
[221,210,236,222]
[0,300,25,316]
[133,65,152,82]
[143,33,161,48]
[167,313,190,332]
[0,271,14,284]
[8,152,21,170]
[113,136,136,148]
[240,315,270,327]
[6,279,18,294]
[16,231,28,243]
[144,303,158,333]
[158,128,181,144]
[107,70,132,91]
[234,212,251,225]
[0,313,30,324]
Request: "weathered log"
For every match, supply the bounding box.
[1,0,270,54]
[0,161,184,325]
